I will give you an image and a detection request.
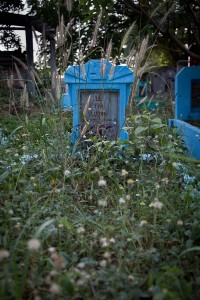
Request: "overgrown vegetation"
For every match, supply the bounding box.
[0,1,200,299]
[0,106,200,299]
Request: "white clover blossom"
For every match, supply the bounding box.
[77,226,85,234]
[64,170,71,177]
[149,200,164,210]
[140,220,148,226]
[109,238,116,244]
[49,283,60,295]
[0,249,10,261]
[48,247,56,254]
[94,167,100,173]
[27,238,41,251]
[177,220,183,226]
[162,178,169,184]
[100,237,109,247]
[121,169,128,176]
[98,199,107,207]
[119,197,126,204]
[99,259,107,267]
[172,162,178,168]
[98,177,106,187]
[127,178,134,185]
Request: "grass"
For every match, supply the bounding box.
[0,105,200,300]
[0,5,200,298]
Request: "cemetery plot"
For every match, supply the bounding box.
[80,90,119,140]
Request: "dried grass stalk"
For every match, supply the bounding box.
[83,95,91,116]
[90,8,102,48]
[14,63,25,88]
[120,22,135,52]
[20,85,29,108]
[100,58,106,76]
[109,57,116,78]
[106,39,112,62]
[65,0,73,13]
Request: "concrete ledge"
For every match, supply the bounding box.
[169,119,200,159]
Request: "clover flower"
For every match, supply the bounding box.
[98,177,106,187]
[27,238,41,251]
[0,249,10,261]
[121,169,128,176]
[64,170,71,177]
[149,199,164,210]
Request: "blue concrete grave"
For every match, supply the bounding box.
[169,66,200,159]
[64,59,134,143]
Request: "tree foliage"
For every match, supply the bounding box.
[0,0,24,12]
[1,0,200,65]
[0,0,24,50]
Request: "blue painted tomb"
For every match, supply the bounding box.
[64,59,134,143]
[169,66,200,159]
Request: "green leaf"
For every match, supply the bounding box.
[134,126,148,135]
[59,219,75,231]
[34,219,55,238]
[180,246,200,257]
[150,123,165,130]
[8,126,23,137]
[0,170,9,183]
[151,117,162,124]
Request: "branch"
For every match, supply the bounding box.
[122,0,200,60]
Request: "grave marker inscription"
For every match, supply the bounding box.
[80,90,119,140]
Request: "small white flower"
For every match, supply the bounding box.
[98,199,107,207]
[121,169,128,176]
[100,237,108,247]
[127,179,134,185]
[126,195,131,200]
[109,238,116,244]
[119,197,126,204]
[48,247,56,254]
[172,162,178,168]
[94,167,100,173]
[98,177,106,187]
[77,226,85,234]
[49,283,60,295]
[177,220,183,226]
[149,200,164,210]
[140,220,148,226]
[77,262,86,269]
[99,259,107,267]
[0,249,10,261]
[162,178,169,184]
[168,135,173,139]
[155,184,160,190]
[103,252,111,259]
[27,239,41,251]
[64,170,71,177]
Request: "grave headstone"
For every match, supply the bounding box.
[169,66,200,159]
[64,59,134,143]
[175,66,200,120]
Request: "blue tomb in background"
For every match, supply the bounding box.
[64,59,134,143]
[169,66,200,159]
